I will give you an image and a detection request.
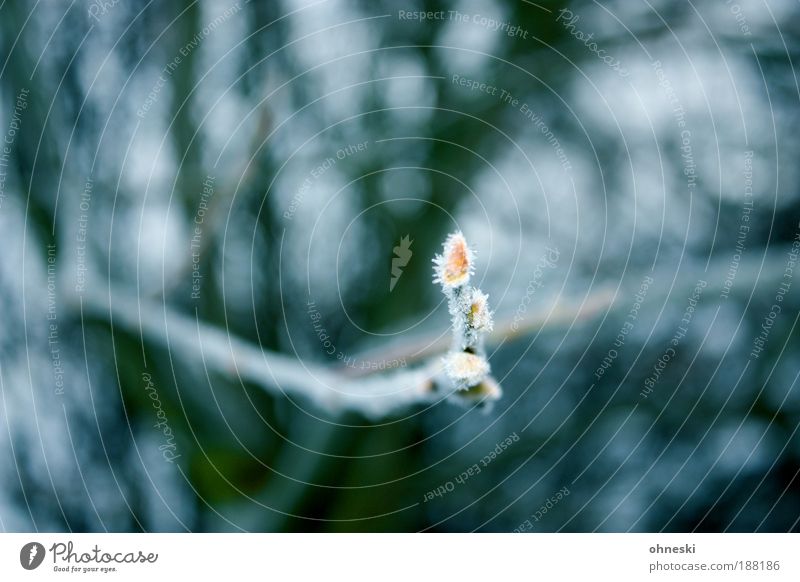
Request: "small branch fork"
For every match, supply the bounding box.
[73,247,791,419]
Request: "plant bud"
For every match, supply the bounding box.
[433,231,474,289]
[443,351,490,389]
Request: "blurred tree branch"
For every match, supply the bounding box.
[352,247,795,375]
[71,246,794,419]
[76,282,437,419]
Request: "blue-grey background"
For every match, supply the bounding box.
[0,0,798,532]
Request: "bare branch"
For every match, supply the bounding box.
[70,247,794,419]
[76,284,436,419]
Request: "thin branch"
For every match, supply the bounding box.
[71,247,794,418]
[76,283,436,419]
[347,289,616,375]
[349,248,794,374]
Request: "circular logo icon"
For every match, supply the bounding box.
[20,542,45,570]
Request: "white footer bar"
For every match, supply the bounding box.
[1,533,795,580]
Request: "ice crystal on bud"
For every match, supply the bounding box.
[443,352,490,390]
[433,231,474,289]
[467,289,493,333]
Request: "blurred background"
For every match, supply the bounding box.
[0,0,799,532]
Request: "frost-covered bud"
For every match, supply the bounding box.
[450,376,503,406]
[467,289,493,333]
[433,231,474,289]
[433,231,500,397]
[443,351,490,390]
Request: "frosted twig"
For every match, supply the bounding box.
[72,245,796,419]
[76,284,437,419]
